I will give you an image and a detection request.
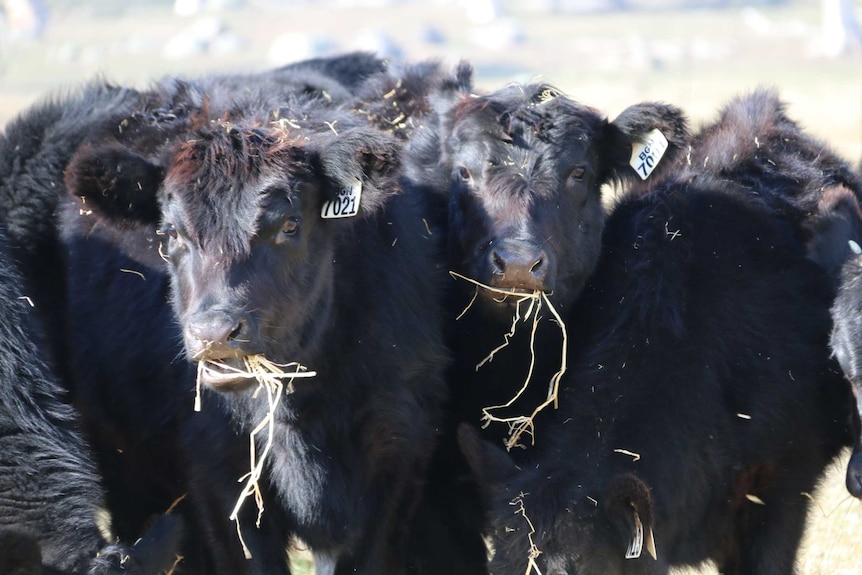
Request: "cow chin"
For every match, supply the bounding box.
[196,357,258,393]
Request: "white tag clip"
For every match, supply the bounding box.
[625,506,657,560]
[321,178,362,219]
[630,128,669,180]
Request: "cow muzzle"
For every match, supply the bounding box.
[185,309,264,390]
[486,239,556,294]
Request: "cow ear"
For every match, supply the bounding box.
[432,60,474,115]
[318,128,402,218]
[65,143,164,224]
[805,184,862,282]
[458,423,520,505]
[599,102,689,189]
[603,473,657,561]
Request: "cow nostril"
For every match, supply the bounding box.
[530,256,544,275]
[847,451,862,498]
[188,314,245,348]
[492,251,506,275]
[227,321,244,343]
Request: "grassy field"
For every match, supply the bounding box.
[2,1,862,572]
[1,1,861,161]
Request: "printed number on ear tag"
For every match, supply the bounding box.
[625,507,645,559]
[321,179,362,219]
[625,506,657,560]
[630,129,669,180]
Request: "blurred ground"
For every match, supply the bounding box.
[1,1,861,162]
[1,1,861,573]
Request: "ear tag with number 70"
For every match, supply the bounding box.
[321,178,362,219]
[630,129,669,180]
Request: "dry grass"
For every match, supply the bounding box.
[450,271,567,451]
[509,492,544,575]
[196,355,316,559]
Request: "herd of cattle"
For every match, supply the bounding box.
[1,50,862,575]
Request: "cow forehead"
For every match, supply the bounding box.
[454,89,603,148]
[164,131,313,256]
[451,102,600,173]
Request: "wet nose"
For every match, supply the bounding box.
[186,310,251,361]
[489,241,554,292]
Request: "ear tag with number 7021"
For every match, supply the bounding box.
[630,129,669,180]
[321,178,362,219]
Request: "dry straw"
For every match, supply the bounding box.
[195,355,316,559]
[510,492,544,575]
[450,271,568,450]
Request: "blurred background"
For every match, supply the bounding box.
[0,0,861,163]
[1,1,862,572]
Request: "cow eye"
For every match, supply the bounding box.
[281,217,300,237]
[569,166,586,181]
[157,223,178,240]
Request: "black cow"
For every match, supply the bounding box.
[0,51,387,382]
[403,81,689,450]
[268,51,387,101]
[677,89,862,499]
[830,235,862,495]
[821,188,862,496]
[319,79,686,575]
[59,64,470,573]
[0,53,395,573]
[0,225,183,575]
[458,90,859,575]
[0,81,143,373]
[391,82,690,574]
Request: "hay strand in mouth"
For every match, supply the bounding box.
[449,272,568,451]
[194,355,316,559]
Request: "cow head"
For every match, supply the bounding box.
[829,239,862,498]
[806,184,862,283]
[438,84,688,320]
[803,184,862,497]
[458,424,659,575]
[66,121,401,391]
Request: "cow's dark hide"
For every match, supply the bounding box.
[58,59,480,574]
[0,53,410,574]
[0,225,183,575]
[459,89,858,575]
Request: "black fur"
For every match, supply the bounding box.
[678,89,862,500]
[406,81,689,448]
[0,226,183,575]
[0,53,399,573]
[57,61,463,574]
[459,90,859,575]
[397,81,689,574]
